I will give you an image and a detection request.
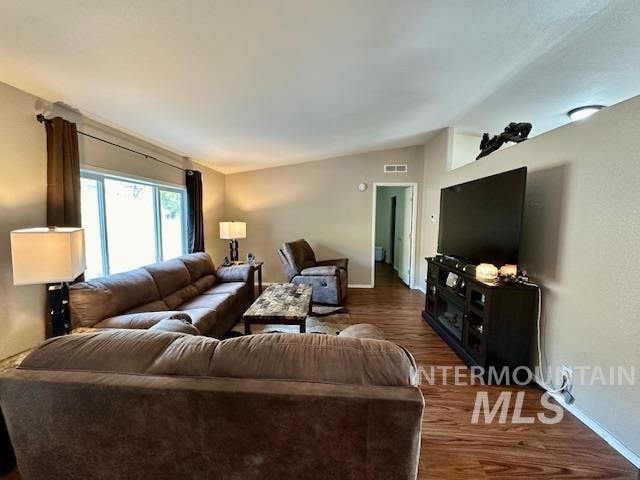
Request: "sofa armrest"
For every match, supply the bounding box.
[215,265,254,283]
[300,266,339,276]
[317,258,348,270]
[95,311,192,330]
[339,324,385,340]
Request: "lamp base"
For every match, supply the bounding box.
[48,283,70,337]
[228,239,239,262]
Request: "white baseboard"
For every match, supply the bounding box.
[534,379,640,468]
[413,285,426,294]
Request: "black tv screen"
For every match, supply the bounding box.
[437,167,527,266]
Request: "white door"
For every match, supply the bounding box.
[393,191,403,272]
[393,234,401,271]
[398,187,413,285]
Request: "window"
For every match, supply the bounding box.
[80,171,188,279]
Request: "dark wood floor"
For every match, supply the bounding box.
[357,262,637,479]
[2,264,637,479]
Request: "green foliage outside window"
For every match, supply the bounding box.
[160,190,181,219]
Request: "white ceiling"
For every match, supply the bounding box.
[1,0,639,173]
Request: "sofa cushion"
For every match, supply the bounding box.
[180,252,215,281]
[300,266,339,276]
[95,311,192,330]
[145,258,191,297]
[202,282,246,298]
[179,308,218,334]
[69,268,160,328]
[163,284,200,310]
[192,274,217,293]
[19,327,417,387]
[20,330,220,377]
[179,294,235,315]
[125,300,169,314]
[282,239,317,274]
[210,333,417,387]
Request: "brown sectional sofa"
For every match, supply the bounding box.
[0,326,424,479]
[69,252,254,338]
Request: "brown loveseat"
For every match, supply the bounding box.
[0,327,424,479]
[69,252,254,338]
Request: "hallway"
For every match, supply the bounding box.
[374,260,410,289]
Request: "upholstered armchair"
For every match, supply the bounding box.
[278,239,348,306]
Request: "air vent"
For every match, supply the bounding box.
[384,164,408,173]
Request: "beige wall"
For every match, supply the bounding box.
[419,128,449,284]
[225,146,424,286]
[0,82,48,359]
[449,128,482,171]
[420,97,640,458]
[0,82,225,359]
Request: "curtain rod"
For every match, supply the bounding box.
[36,114,191,174]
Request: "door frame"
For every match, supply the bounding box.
[389,195,397,267]
[371,182,418,288]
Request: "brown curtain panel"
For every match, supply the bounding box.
[45,116,82,227]
[186,169,205,253]
[42,116,83,338]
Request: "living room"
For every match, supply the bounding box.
[1,2,639,479]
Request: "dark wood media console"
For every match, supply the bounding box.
[422,257,537,377]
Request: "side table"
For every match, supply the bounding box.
[252,261,264,295]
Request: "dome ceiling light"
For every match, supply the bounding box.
[567,105,605,121]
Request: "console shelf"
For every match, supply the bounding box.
[422,257,537,378]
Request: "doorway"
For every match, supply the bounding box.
[372,183,418,288]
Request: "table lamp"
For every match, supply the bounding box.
[10,227,86,336]
[219,221,246,262]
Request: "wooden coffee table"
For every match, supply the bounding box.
[243,283,313,335]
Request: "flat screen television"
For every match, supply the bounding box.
[437,167,527,266]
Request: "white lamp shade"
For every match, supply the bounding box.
[10,227,86,285]
[219,222,246,240]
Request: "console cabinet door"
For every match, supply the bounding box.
[463,284,490,365]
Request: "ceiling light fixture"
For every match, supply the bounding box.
[567,105,605,121]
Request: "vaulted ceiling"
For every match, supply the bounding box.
[1,0,639,172]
